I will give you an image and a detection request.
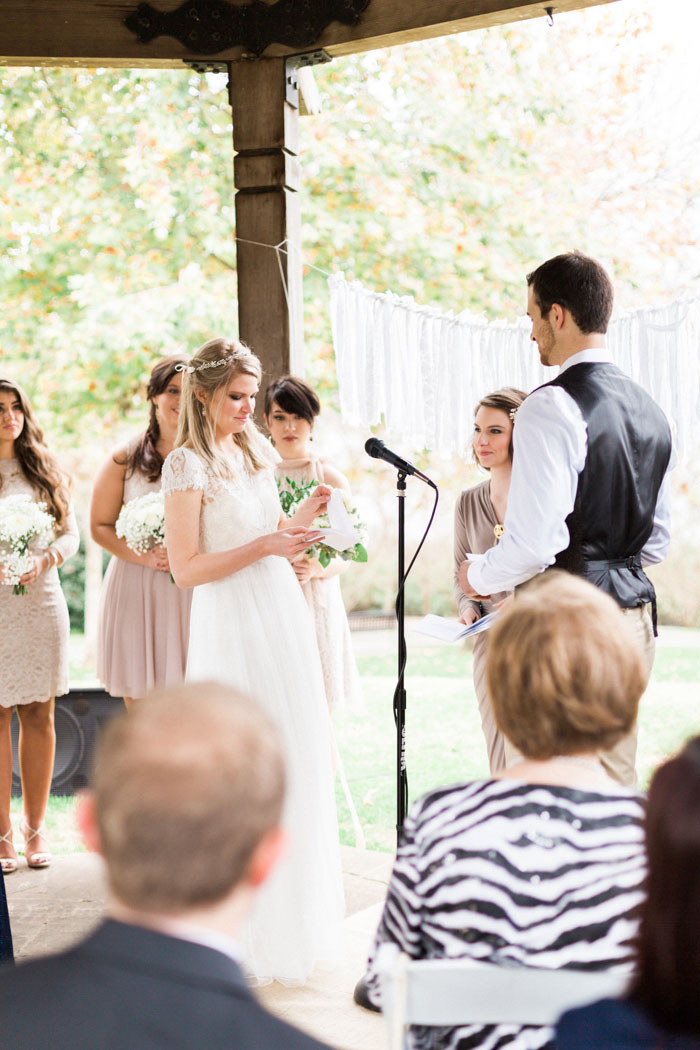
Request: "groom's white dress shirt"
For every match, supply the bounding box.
[466,348,673,597]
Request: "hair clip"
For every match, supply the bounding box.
[174,357,231,375]
[509,407,519,422]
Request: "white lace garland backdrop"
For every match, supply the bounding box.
[329,274,700,459]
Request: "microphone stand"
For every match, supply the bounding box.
[395,471,408,832]
[364,437,439,838]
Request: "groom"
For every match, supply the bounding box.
[458,251,673,785]
[0,682,335,1050]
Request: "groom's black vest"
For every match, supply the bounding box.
[540,362,672,611]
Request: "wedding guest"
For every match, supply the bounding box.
[453,386,526,773]
[458,252,673,785]
[91,356,193,710]
[163,338,344,985]
[557,735,700,1050]
[0,682,337,1050]
[0,378,79,873]
[357,574,647,1050]
[264,375,362,711]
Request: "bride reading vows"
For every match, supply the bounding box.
[162,338,344,985]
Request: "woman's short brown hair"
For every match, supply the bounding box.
[486,573,645,759]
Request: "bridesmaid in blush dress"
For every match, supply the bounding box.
[264,376,362,712]
[453,386,526,774]
[91,357,192,710]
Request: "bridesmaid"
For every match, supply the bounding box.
[453,386,526,774]
[91,357,192,709]
[264,376,362,711]
[0,378,79,873]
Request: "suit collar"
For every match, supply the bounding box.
[81,919,251,996]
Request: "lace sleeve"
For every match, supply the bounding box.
[162,448,207,495]
[51,503,80,563]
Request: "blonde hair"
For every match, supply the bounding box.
[175,338,276,477]
[486,573,645,759]
[93,682,285,913]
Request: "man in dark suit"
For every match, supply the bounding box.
[0,682,336,1050]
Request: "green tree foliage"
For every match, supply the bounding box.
[299,8,699,388]
[0,5,696,435]
[0,68,236,444]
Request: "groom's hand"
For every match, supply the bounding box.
[457,558,490,601]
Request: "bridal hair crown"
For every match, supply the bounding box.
[174,345,242,375]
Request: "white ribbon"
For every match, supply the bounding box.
[329,274,700,459]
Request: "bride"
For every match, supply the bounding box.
[162,337,344,985]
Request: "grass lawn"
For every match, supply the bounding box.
[10,624,700,856]
[332,624,700,850]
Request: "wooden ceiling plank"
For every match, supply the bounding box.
[0,0,620,67]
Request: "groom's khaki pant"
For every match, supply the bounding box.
[503,604,656,789]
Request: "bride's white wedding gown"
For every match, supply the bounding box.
[163,446,344,984]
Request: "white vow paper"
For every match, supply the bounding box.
[413,611,500,643]
[314,488,359,552]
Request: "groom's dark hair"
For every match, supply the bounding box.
[93,683,285,912]
[527,251,614,334]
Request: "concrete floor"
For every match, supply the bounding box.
[4,845,391,1050]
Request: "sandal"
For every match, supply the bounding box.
[0,828,18,875]
[22,821,51,869]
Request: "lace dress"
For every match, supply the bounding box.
[162,446,344,985]
[96,463,192,699]
[0,459,79,707]
[275,455,362,711]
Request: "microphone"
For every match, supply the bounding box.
[365,438,434,486]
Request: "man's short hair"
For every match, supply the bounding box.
[486,573,645,759]
[93,682,285,913]
[526,251,614,334]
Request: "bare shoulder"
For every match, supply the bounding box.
[319,458,351,494]
[110,434,143,469]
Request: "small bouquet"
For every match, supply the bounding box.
[0,494,56,595]
[116,493,171,578]
[277,477,368,568]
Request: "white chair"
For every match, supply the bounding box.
[375,943,630,1050]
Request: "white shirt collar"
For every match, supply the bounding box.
[153,917,243,963]
[111,911,244,965]
[559,347,612,374]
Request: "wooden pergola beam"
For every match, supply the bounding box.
[0,0,620,67]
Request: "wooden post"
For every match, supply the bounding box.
[229,58,304,400]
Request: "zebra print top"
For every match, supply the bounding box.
[366,778,646,1050]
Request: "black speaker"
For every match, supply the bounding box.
[11,687,125,797]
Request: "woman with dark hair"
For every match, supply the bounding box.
[264,376,361,710]
[453,386,527,773]
[0,379,79,872]
[91,356,192,709]
[557,736,700,1049]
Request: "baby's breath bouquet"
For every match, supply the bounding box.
[0,494,55,595]
[116,492,167,556]
[277,477,368,569]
